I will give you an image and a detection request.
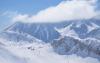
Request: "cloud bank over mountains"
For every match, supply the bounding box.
[11,0,100,23]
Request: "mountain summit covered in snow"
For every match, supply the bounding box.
[1,19,100,42]
[0,19,100,63]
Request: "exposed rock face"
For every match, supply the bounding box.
[51,36,100,60]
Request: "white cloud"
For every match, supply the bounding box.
[12,14,29,22]
[12,0,99,23]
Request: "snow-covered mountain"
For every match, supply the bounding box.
[0,19,100,63]
[0,39,99,63]
[51,19,100,60]
[0,21,70,42]
[56,19,100,39]
[1,19,100,42]
[51,36,100,60]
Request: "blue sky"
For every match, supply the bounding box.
[0,0,64,31]
[0,0,64,14]
[0,0,100,31]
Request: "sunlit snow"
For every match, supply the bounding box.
[0,39,99,63]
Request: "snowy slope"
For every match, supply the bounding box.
[0,30,43,43]
[0,40,99,63]
[55,20,100,39]
[51,36,100,60]
[0,19,100,63]
[0,45,27,63]
[1,19,100,42]
[3,22,68,42]
[55,23,79,39]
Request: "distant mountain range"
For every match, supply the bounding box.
[0,19,100,60]
[0,19,100,42]
[0,21,70,42]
